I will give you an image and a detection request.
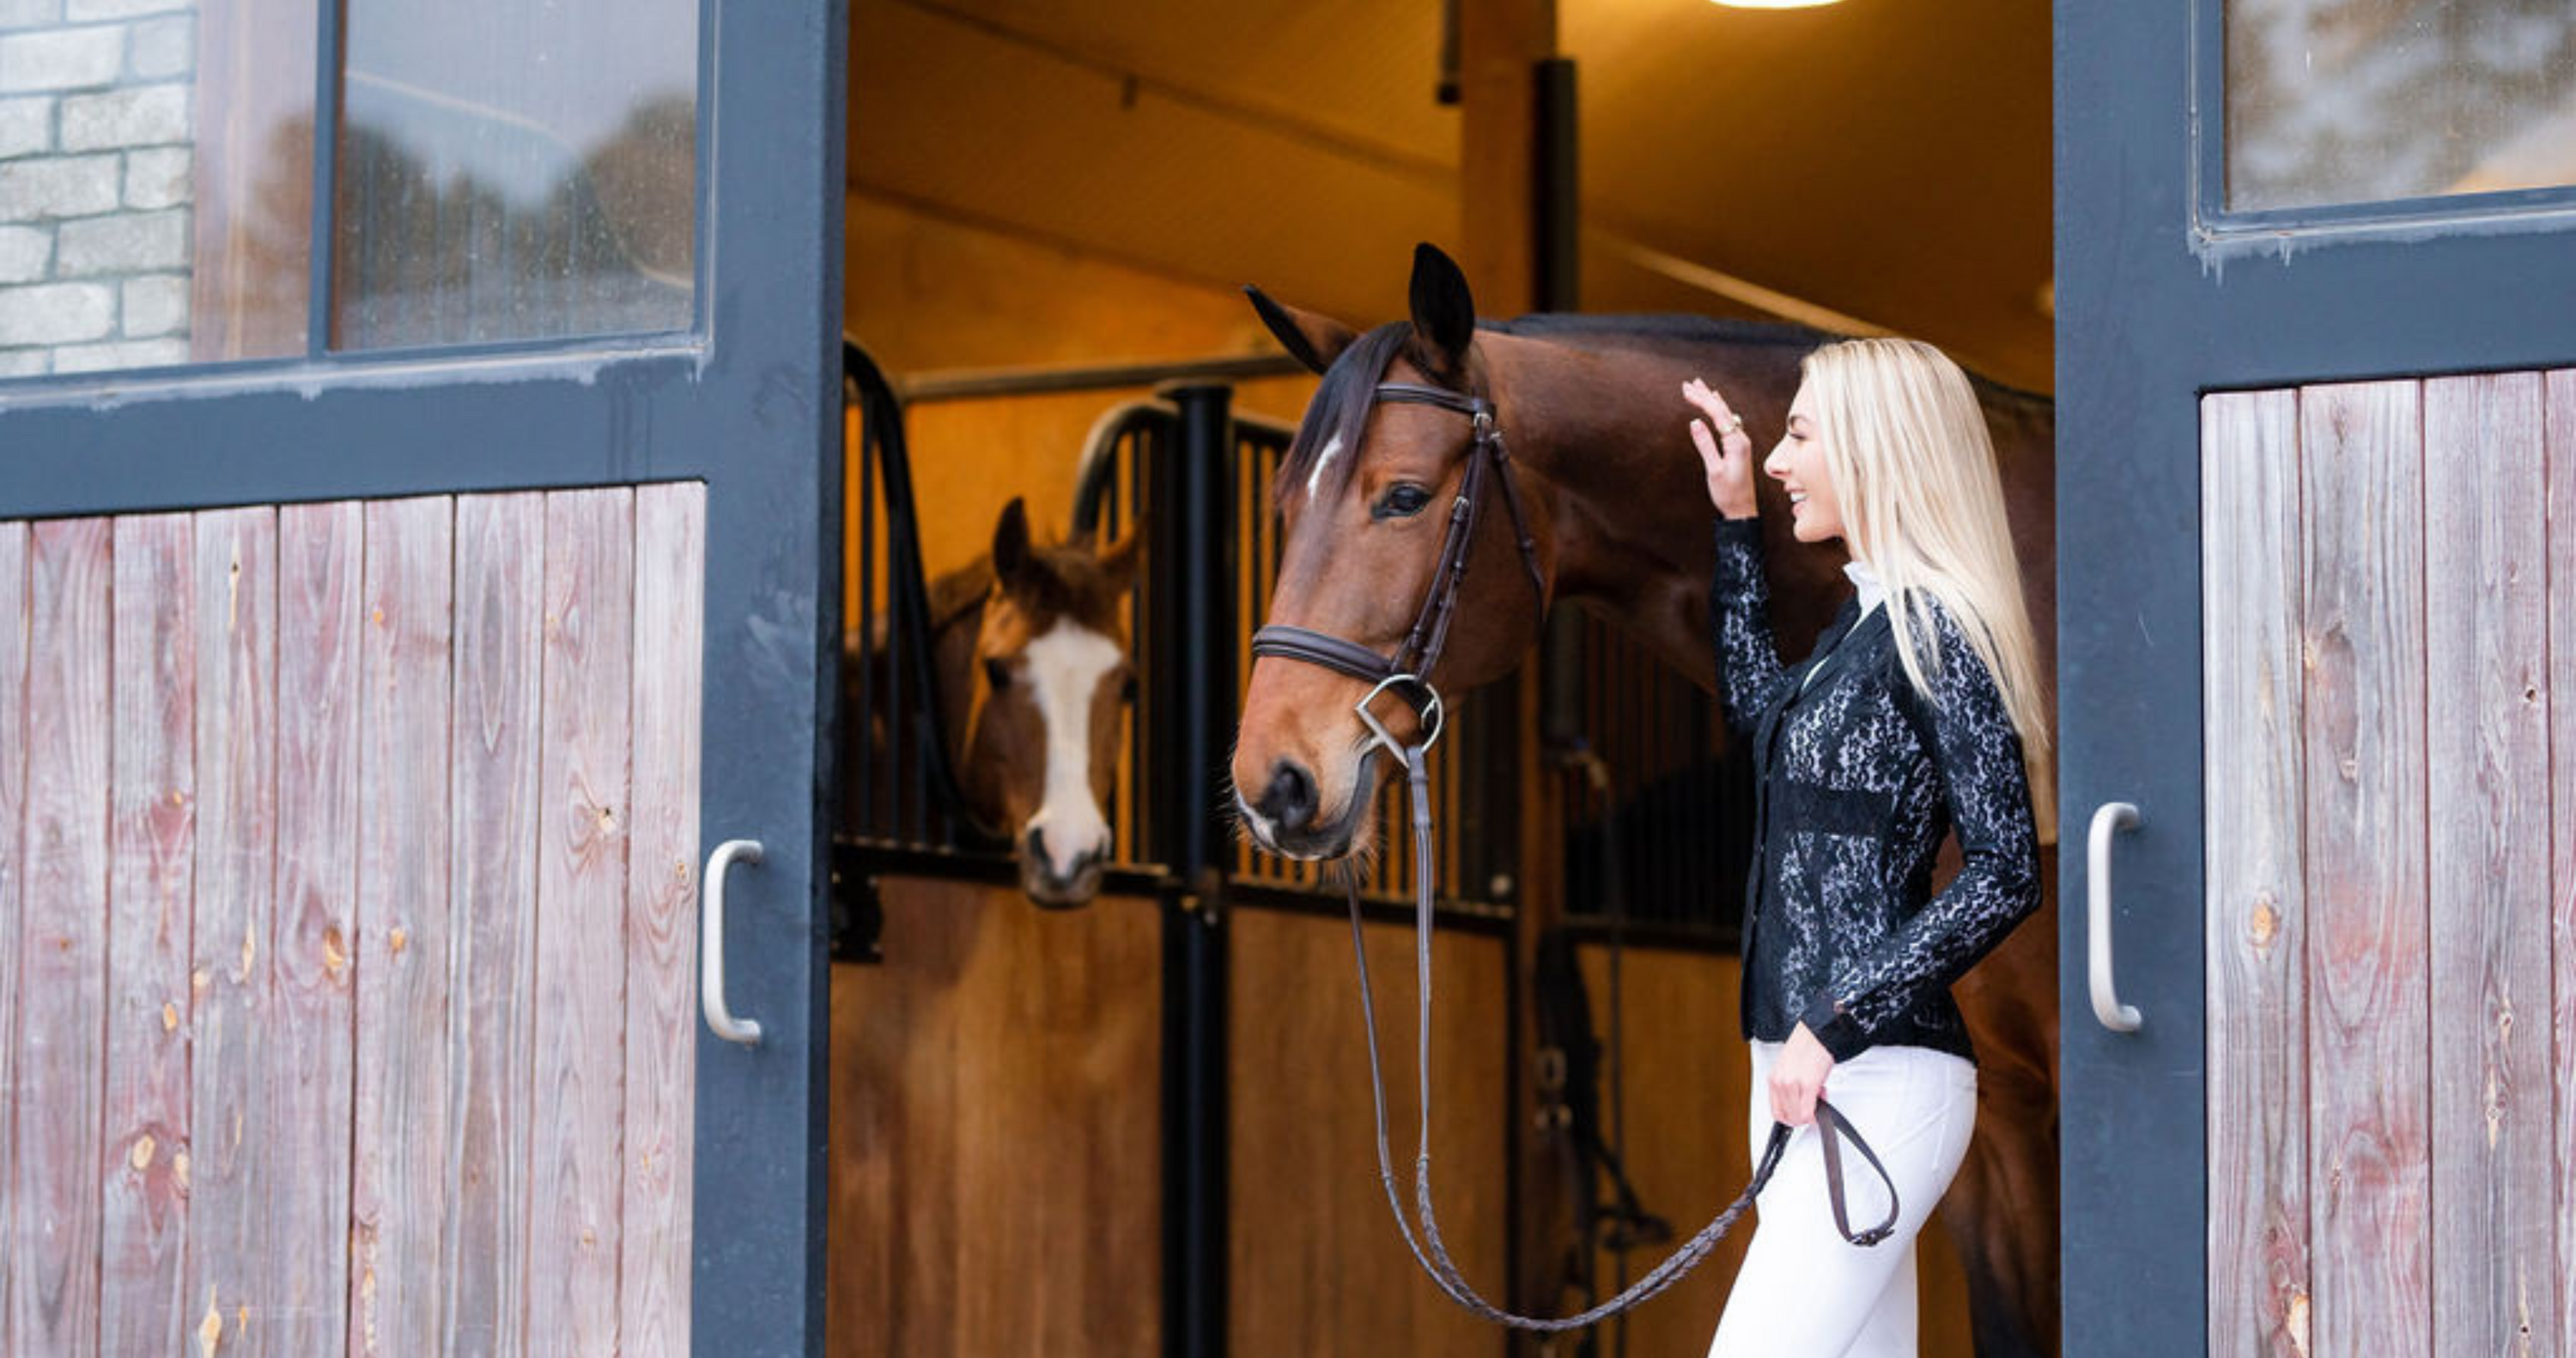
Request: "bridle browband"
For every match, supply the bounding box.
[1248,372,1901,1332]
[1248,379,1549,755]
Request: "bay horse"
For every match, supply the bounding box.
[1230,244,2060,1358]
[841,496,1141,907]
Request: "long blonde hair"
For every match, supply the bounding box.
[1801,336,2057,837]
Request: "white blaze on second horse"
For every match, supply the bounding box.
[1023,616,1122,877]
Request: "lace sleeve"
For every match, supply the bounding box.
[1800,599,2043,1060]
[1709,517,1796,739]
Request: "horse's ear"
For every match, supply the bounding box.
[1096,522,1144,593]
[1406,241,1476,379]
[1244,286,1356,375]
[992,497,1031,587]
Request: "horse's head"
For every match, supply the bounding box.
[1231,244,1556,860]
[960,497,1141,906]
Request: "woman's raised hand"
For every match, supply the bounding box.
[1682,378,1759,519]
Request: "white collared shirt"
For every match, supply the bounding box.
[1802,560,1886,694]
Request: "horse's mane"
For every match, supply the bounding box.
[1492,312,2056,411]
[1273,314,2050,506]
[1485,312,1838,351]
[926,557,996,635]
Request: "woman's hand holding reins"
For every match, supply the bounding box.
[1770,1023,1837,1126]
[1683,378,1759,520]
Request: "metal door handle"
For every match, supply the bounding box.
[702,839,764,1045]
[2087,803,2143,1033]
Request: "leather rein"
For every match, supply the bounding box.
[1249,376,1902,1332]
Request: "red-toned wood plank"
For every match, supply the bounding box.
[2422,373,2553,1355]
[7,518,112,1356]
[100,514,197,1355]
[829,882,1165,1358]
[183,506,277,1358]
[528,488,635,1354]
[443,493,545,1357]
[2548,367,2576,1358]
[347,497,456,1358]
[267,500,366,1355]
[619,482,702,1357]
[2202,391,2311,1358]
[0,521,27,1358]
[2300,379,2431,1358]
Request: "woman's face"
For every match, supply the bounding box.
[1765,380,1846,544]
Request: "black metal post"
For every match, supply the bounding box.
[1155,382,1235,1358]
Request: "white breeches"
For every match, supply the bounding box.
[1704,1040,1978,1358]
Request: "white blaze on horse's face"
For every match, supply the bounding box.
[1021,616,1122,882]
[1305,433,1344,503]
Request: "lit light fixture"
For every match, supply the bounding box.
[1710,0,1843,8]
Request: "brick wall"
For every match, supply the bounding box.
[0,0,195,379]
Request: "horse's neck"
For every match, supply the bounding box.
[1490,333,1806,692]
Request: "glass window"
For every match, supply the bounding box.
[0,0,695,382]
[0,0,314,378]
[2227,0,2576,213]
[331,0,698,349]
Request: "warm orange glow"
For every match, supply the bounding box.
[1710,0,1843,7]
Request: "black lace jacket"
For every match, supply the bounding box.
[1709,518,2042,1064]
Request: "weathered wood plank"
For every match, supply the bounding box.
[528,488,635,1355]
[1229,907,1508,1358]
[184,506,276,1358]
[2300,379,2431,1358]
[0,520,28,1358]
[619,482,702,1358]
[348,497,456,1358]
[2547,367,2576,1358]
[2202,391,2312,1358]
[828,881,1163,1358]
[2422,373,2554,1356]
[100,514,197,1355]
[270,500,366,1354]
[443,494,547,1358]
[7,517,112,1356]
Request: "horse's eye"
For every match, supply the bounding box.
[1374,483,1433,520]
[984,656,1012,690]
[1119,673,1139,704]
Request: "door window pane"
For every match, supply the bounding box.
[0,0,313,379]
[2227,0,2576,212]
[331,0,697,349]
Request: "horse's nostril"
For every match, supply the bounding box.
[1024,826,1048,865]
[1263,761,1319,830]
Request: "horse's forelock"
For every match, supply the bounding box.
[1000,540,1130,639]
[1274,323,1411,509]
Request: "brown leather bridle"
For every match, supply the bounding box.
[1247,379,1549,758]
[1245,373,1902,1332]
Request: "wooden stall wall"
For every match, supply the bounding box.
[1227,909,1511,1357]
[828,879,1163,1357]
[841,196,1315,600]
[2203,371,2573,1358]
[0,488,703,1358]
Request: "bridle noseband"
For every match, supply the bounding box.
[1248,379,1549,756]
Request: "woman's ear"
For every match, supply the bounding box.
[1244,286,1358,374]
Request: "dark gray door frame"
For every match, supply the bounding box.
[0,2,847,1354]
[2053,4,2576,1354]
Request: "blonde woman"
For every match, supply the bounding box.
[1680,336,2050,1358]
